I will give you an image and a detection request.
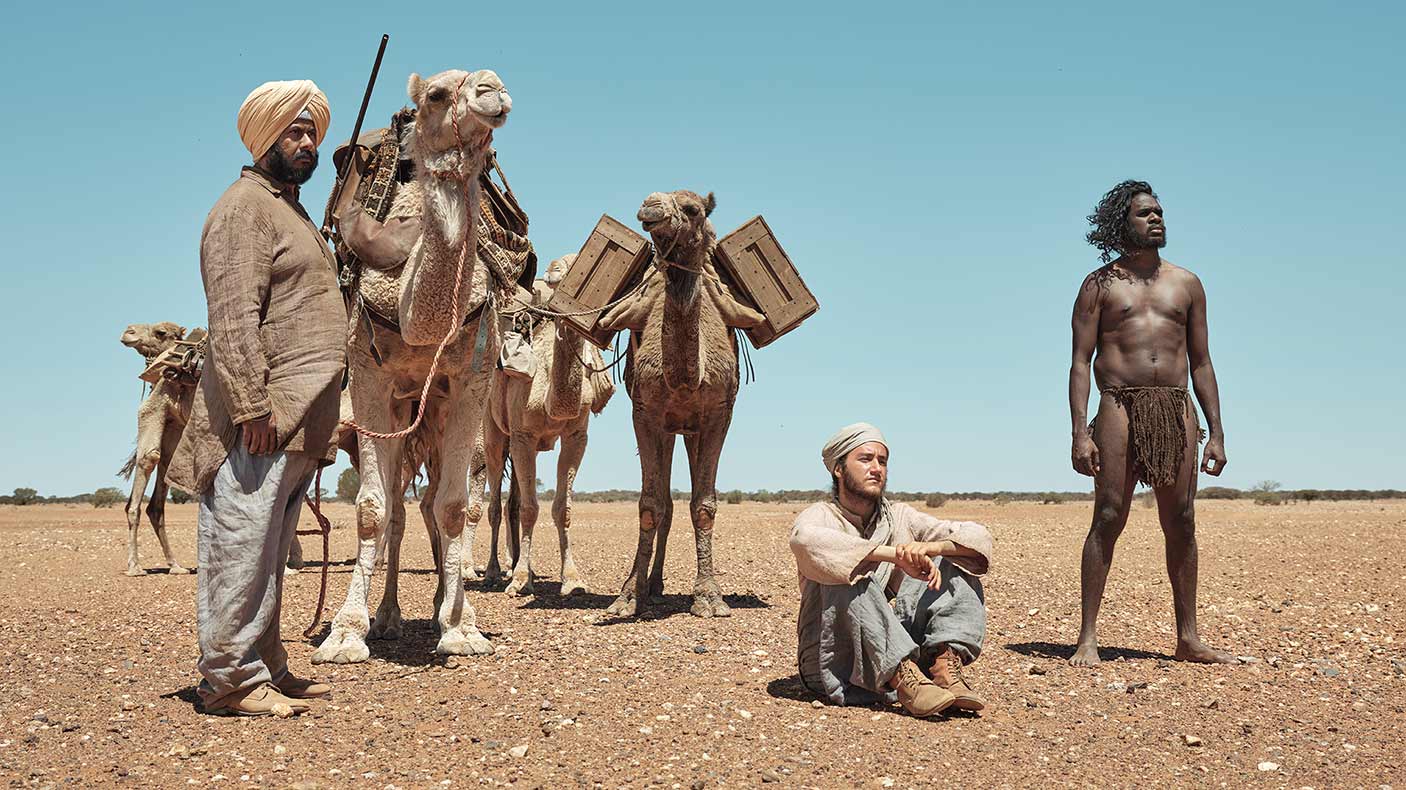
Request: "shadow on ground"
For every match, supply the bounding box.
[1004,640,1174,662]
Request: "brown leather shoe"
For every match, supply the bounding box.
[275,674,332,700]
[888,659,955,718]
[209,683,310,717]
[929,646,985,712]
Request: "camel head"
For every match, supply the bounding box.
[121,322,186,359]
[638,190,717,258]
[406,69,511,156]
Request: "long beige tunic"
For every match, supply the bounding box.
[789,500,993,590]
[167,167,347,495]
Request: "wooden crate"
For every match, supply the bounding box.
[712,216,819,348]
[547,215,653,348]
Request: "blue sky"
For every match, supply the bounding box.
[2,1,1402,497]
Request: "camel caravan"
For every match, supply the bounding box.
[118,66,818,661]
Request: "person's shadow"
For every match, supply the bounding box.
[1004,641,1173,662]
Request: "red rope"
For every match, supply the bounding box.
[297,466,333,638]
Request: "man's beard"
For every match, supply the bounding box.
[1127,227,1167,250]
[840,466,885,505]
[266,146,318,185]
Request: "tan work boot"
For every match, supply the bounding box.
[210,683,311,717]
[929,646,985,712]
[275,674,332,699]
[888,659,955,718]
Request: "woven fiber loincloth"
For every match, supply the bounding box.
[1095,386,1205,488]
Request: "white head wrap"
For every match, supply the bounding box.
[821,422,888,473]
[236,79,330,161]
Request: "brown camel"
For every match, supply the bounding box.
[598,190,765,617]
[314,69,514,664]
[118,322,196,576]
[483,254,615,596]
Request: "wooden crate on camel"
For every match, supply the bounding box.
[548,213,818,349]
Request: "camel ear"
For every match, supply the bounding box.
[703,192,717,217]
[176,325,187,339]
[407,73,425,104]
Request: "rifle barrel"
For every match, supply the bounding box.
[323,34,389,237]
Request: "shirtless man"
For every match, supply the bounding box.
[1068,179,1234,667]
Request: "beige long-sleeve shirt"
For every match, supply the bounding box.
[789,500,993,590]
[167,167,348,495]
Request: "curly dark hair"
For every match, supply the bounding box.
[1086,180,1158,263]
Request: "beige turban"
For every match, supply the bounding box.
[821,422,888,473]
[236,79,330,160]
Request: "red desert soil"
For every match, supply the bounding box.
[1,499,1402,788]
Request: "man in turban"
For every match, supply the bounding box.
[788,423,994,718]
[168,79,346,717]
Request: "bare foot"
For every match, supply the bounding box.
[1174,639,1237,664]
[1069,640,1101,667]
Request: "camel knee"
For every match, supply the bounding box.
[638,507,657,533]
[435,497,468,537]
[356,497,387,540]
[135,450,160,475]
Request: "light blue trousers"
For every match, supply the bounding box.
[797,560,986,706]
[195,444,317,710]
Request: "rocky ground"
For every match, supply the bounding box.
[0,498,1401,789]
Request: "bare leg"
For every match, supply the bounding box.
[1157,402,1235,664]
[1072,395,1137,667]
[607,410,673,617]
[504,431,538,597]
[555,424,590,596]
[683,416,731,618]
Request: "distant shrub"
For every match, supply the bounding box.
[1253,491,1285,506]
[11,487,39,506]
[1199,486,1243,500]
[992,494,1010,506]
[169,489,193,505]
[91,487,124,508]
[924,493,947,509]
[337,468,360,502]
[726,491,743,505]
[1041,492,1065,505]
[1139,490,1156,509]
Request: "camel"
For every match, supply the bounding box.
[118,322,197,576]
[482,254,615,596]
[313,69,514,664]
[119,323,311,576]
[597,190,766,617]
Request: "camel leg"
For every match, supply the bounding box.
[430,369,494,656]
[313,376,409,664]
[555,425,590,596]
[482,421,508,584]
[369,492,408,641]
[683,416,732,618]
[147,424,189,574]
[460,435,486,583]
[504,431,539,597]
[607,411,674,617]
[123,403,166,576]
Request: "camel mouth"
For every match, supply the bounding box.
[640,218,667,232]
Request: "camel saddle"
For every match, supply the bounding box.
[326,109,537,342]
[139,327,207,385]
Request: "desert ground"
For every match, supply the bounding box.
[1,497,1401,789]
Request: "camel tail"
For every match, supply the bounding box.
[118,448,138,480]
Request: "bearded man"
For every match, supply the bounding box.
[1067,180,1233,667]
[788,423,994,718]
[167,80,347,716]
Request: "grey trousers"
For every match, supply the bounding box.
[195,443,317,710]
[797,560,986,706]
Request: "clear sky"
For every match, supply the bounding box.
[2,0,1402,498]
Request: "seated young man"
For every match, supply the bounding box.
[789,422,994,717]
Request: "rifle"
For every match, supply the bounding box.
[321,33,389,239]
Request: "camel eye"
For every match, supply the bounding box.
[683,204,700,216]
[427,87,449,103]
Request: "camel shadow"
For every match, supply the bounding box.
[593,593,770,625]
[1004,641,1174,662]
